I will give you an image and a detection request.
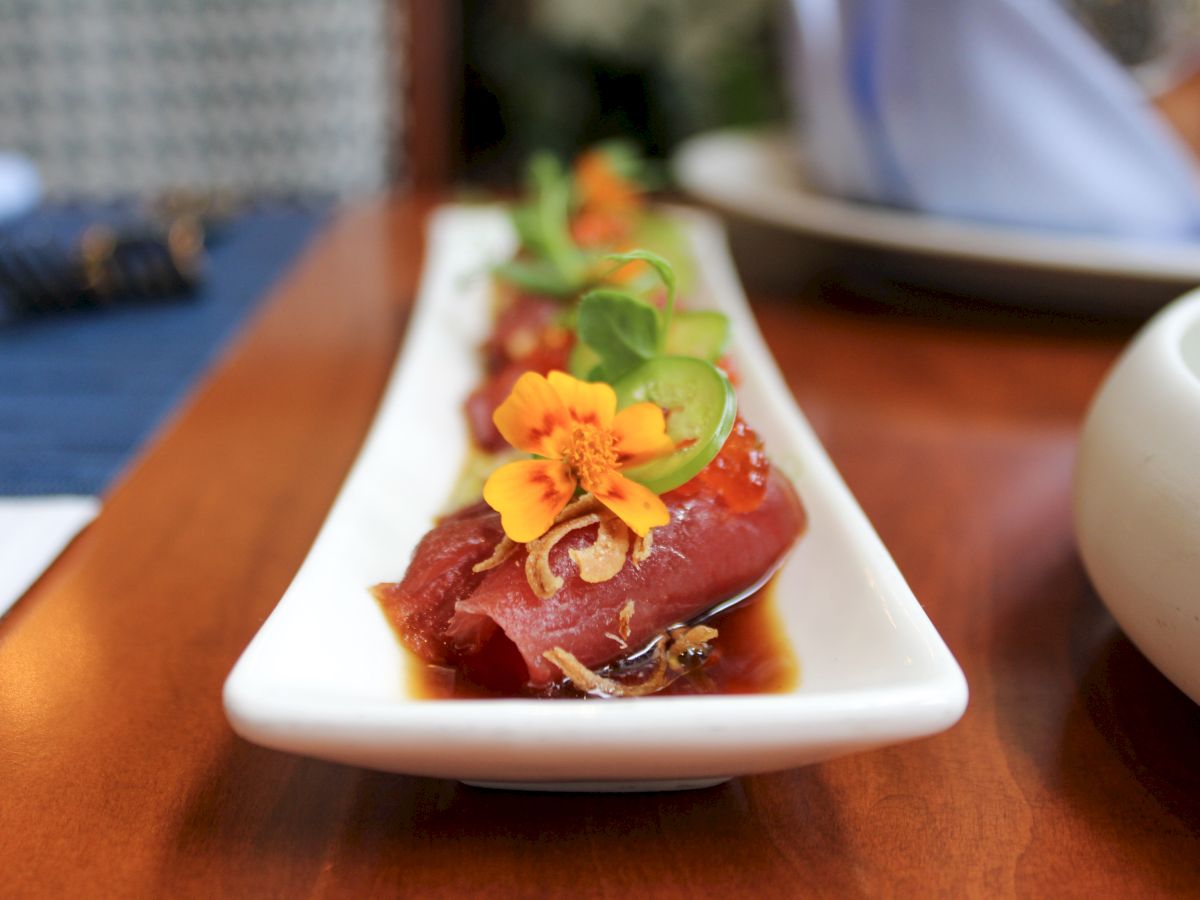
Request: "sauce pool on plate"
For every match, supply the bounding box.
[400,577,799,700]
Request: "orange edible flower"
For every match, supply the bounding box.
[483,371,674,543]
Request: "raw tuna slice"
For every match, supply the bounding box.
[374,469,805,689]
[480,291,562,372]
[371,502,505,663]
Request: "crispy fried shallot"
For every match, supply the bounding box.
[543,623,719,697]
[569,518,631,583]
[603,599,637,649]
[631,530,653,565]
[554,493,605,523]
[471,536,519,573]
[525,510,606,599]
[619,599,635,640]
[476,493,661,600]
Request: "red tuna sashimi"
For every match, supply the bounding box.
[372,502,506,663]
[451,470,804,684]
[480,291,562,372]
[375,469,804,689]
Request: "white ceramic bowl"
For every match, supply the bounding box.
[1075,288,1200,704]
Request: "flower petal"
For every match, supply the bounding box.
[587,470,670,537]
[483,459,577,543]
[611,402,674,467]
[492,371,572,458]
[547,370,616,430]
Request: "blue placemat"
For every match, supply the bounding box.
[0,202,329,496]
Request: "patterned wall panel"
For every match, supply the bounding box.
[0,0,400,198]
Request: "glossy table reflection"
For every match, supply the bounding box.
[2,195,1197,898]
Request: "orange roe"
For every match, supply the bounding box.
[674,417,769,513]
[716,354,741,386]
[570,149,642,248]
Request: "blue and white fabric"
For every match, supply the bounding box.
[789,0,1200,238]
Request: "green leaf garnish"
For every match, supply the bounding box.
[498,153,590,298]
[602,249,676,350]
[576,289,660,382]
[575,251,732,383]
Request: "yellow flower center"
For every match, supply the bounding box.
[562,424,618,489]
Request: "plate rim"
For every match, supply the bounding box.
[673,127,1200,284]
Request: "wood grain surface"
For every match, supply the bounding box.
[2,196,1197,899]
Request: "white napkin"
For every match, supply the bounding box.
[789,0,1200,238]
[0,497,98,617]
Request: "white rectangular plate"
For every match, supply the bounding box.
[224,204,967,791]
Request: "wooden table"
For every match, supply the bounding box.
[3,195,1197,898]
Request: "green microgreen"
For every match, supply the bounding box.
[494,153,591,298]
[602,249,676,352]
[575,249,683,382]
[576,289,660,382]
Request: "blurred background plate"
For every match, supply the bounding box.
[674,128,1200,314]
